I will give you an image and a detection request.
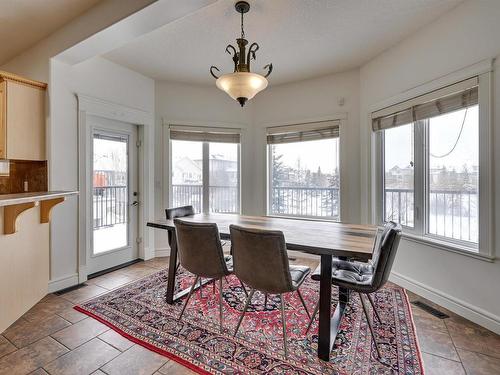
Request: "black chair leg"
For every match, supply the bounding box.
[366,293,382,324]
[239,279,248,296]
[234,289,255,336]
[297,289,311,319]
[359,292,382,358]
[179,276,199,320]
[218,278,224,333]
[280,294,288,358]
[306,299,320,333]
[264,293,268,309]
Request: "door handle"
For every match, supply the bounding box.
[131,201,139,207]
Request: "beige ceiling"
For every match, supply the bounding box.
[0,0,102,65]
[104,0,462,85]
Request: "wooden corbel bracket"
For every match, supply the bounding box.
[3,202,36,234]
[40,197,65,224]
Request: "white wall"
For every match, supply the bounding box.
[0,0,155,82]
[359,0,500,333]
[48,56,154,290]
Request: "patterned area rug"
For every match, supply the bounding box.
[75,268,424,374]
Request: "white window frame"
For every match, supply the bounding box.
[165,124,241,215]
[372,60,494,260]
[266,119,343,221]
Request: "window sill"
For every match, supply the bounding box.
[401,232,495,262]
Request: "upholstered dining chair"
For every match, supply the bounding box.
[166,205,232,296]
[229,225,311,358]
[165,205,195,220]
[174,219,233,332]
[306,221,402,359]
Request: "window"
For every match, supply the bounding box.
[373,76,486,252]
[428,106,479,243]
[383,123,414,227]
[267,121,340,219]
[170,127,240,214]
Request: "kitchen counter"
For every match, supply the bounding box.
[0,190,78,206]
[0,190,77,333]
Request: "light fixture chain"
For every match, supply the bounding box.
[241,10,245,39]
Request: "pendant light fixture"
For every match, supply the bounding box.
[210,1,273,107]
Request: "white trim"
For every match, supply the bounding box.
[390,271,500,335]
[402,233,494,262]
[155,248,170,257]
[162,119,244,215]
[48,273,80,293]
[368,59,493,114]
[287,250,319,261]
[371,77,478,120]
[265,115,344,221]
[258,113,348,128]
[371,62,494,258]
[77,94,155,283]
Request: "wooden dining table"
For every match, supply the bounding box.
[147,214,377,361]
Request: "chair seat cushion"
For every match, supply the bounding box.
[290,265,311,289]
[311,258,374,282]
[224,255,234,272]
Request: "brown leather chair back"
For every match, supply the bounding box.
[229,225,294,294]
[166,205,195,220]
[174,219,230,279]
[370,222,402,291]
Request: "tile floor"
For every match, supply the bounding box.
[0,257,498,375]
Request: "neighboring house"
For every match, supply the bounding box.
[172,157,202,185]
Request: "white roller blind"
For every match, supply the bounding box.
[169,125,241,143]
[267,120,340,144]
[372,77,479,131]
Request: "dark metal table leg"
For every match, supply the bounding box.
[318,254,333,361]
[165,230,178,304]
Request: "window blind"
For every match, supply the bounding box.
[266,120,340,144]
[169,125,241,143]
[371,77,479,131]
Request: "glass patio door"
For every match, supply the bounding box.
[88,116,138,274]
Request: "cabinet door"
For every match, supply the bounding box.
[6,81,45,160]
[0,82,5,159]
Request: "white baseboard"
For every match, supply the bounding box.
[390,271,500,335]
[287,250,320,260]
[155,247,170,257]
[48,273,80,293]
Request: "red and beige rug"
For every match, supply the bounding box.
[75,268,424,374]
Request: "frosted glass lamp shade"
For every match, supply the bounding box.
[216,72,268,106]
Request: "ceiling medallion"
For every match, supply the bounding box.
[210,1,273,107]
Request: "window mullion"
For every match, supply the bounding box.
[202,142,210,214]
[413,120,426,235]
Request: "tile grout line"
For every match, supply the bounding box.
[1,333,20,350]
[421,349,463,364]
[443,314,470,375]
[95,336,130,372]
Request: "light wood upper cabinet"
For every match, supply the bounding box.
[0,72,47,161]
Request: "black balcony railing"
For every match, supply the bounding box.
[271,186,340,219]
[172,184,239,213]
[385,188,478,242]
[93,186,128,229]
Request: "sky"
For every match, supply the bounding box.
[272,138,339,174]
[385,106,479,171]
[93,137,127,172]
[171,141,237,163]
